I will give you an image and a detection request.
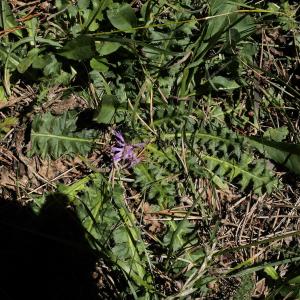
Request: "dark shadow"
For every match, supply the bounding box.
[0,193,99,300]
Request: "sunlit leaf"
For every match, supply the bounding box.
[29,111,97,159]
[96,41,121,56]
[248,137,300,175]
[107,3,137,31]
[90,57,109,72]
[210,76,240,91]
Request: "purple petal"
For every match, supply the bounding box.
[123,147,134,160]
[113,152,122,162]
[111,146,124,153]
[111,132,144,167]
[115,131,125,144]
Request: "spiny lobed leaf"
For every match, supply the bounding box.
[29,111,98,159]
[134,162,177,208]
[201,153,278,194]
[159,127,279,195]
[191,128,279,194]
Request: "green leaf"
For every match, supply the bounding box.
[205,0,255,41]
[43,55,61,76]
[202,153,276,194]
[82,9,99,31]
[107,3,137,31]
[53,70,75,85]
[289,275,300,285]
[93,95,117,124]
[82,0,112,32]
[32,54,53,69]
[134,159,177,207]
[248,137,300,175]
[263,126,288,142]
[95,41,121,56]
[111,183,152,288]
[233,274,254,300]
[24,17,38,42]
[210,76,240,91]
[0,0,22,37]
[78,0,90,10]
[164,220,193,252]
[0,116,18,137]
[264,266,280,280]
[55,0,69,10]
[0,86,8,102]
[58,35,95,60]
[295,33,300,50]
[162,129,278,195]
[29,111,97,159]
[90,57,109,72]
[17,48,40,74]
[58,175,93,201]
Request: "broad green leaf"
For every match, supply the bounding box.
[82,9,99,31]
[43,55,61,76]
[82,0,112,31]
[111,183,152,288]
[58,175,93,201]
[53,70,74,85]
[29,111,97,159]
[0,46,20,70]
[210,173,229,191]
[89,70,111,94]
[67,5,79,18]
[0,0,22,37]
[202,153,277,194]
[263,126,288,142]
[95,41,121,56]
[78,0,90,9]
[32,54,53,69]
[75,176,115,236]
[227,28,240,44]
[267,2,280,12]
[70,24,82,36]
[240,43,257,64]
[107,3,137,31]
[58,35,95,60]
[0,117,18,137]
[249,137,300,175]
[90,57,109,72]
[206,0,255,40]
[55,0,69,10]
[210,76,240,90]
[93,95,117,124]
[17,48,40,73]
[25,17,38,42]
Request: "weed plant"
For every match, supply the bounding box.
[0,0,300,298]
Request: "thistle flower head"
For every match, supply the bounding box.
[111,131,144,167]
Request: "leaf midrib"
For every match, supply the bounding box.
[31,132,94,143]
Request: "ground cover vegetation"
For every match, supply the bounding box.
[0,0,300,298]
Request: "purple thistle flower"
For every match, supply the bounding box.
[111,131,144,167]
